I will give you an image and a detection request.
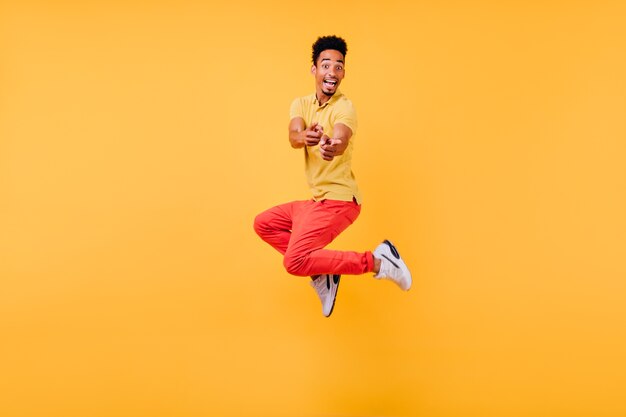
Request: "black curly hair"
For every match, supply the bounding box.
[312,35,348,65]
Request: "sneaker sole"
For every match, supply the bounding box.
[325,274,341,317]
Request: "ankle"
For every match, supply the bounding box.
[373,257,381,274]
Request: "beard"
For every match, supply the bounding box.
[321,87,336,97]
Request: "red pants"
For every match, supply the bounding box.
[254,199,375,276]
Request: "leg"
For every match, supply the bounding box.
[253,201,306,255]
[283,199,375,276]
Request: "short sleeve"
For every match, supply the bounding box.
[333,99,358,135]
[289,97,303,120]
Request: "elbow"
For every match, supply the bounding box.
[289,137,304,149]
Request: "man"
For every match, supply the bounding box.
[254,35,412,317]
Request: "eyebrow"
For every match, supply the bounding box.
[321,58,344,64]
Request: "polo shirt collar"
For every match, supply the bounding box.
[314,90,343,108]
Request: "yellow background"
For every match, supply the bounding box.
[2,1,625,416]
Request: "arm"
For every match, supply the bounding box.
[289,117,324,149]
[319,122,353,161]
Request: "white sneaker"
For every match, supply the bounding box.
[373,240,412,291]
[310,274,341,317]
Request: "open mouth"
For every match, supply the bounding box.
[323,79,338,90]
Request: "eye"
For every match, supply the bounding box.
[336,65,343,71]
[323,64,329,69]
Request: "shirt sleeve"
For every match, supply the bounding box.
[333,99,358,135]
[289,97,303,120]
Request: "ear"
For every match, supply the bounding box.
[311,64,316,75]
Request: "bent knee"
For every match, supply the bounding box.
[253,213,268,237]
[283,253,309,276]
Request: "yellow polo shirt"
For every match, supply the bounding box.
[289,91,362,204]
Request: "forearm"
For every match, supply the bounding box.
[288,117,308,148]
[289,129,306,149]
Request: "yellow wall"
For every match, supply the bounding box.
[2,1,625,416]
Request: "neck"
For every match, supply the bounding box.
[316,91,332,106]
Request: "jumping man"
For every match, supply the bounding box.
[254,35,412,317]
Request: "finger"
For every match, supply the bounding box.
[320,148,333,159]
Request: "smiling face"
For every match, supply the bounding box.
[311,49,345,104]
